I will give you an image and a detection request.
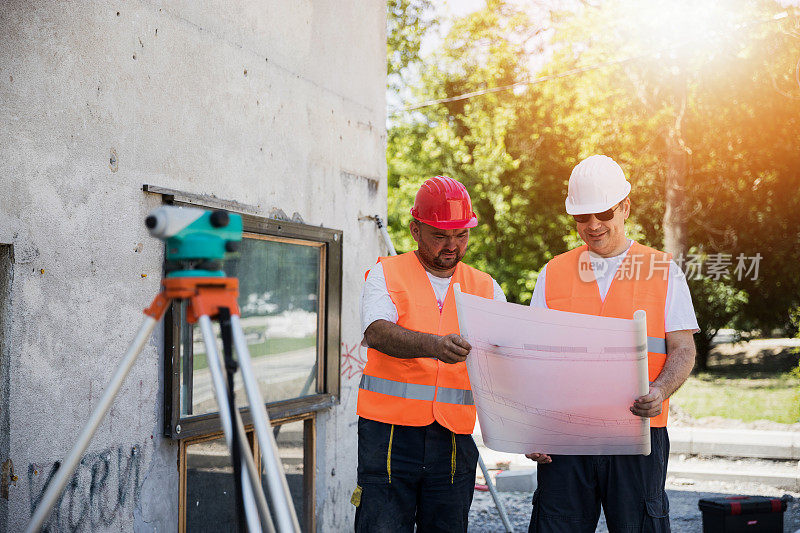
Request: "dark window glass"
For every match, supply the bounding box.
[265,419,307,531]
[185,436,238,532]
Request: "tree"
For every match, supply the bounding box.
[387,0,435,92]
[387,0,800,367]
[388,1,573,303]
[540,0,800,367]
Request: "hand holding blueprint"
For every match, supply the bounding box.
[454,285,651,455]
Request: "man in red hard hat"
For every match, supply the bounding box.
[353,176,506,532]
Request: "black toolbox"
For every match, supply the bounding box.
[698,495,787,532]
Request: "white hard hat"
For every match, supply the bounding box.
[565,155,631,215]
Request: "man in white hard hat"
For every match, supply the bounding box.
[525,155,699,532]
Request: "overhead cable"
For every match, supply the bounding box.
[390,11,789,115]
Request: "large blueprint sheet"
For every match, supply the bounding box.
[454,286,651,455]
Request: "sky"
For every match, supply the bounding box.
[389,0,799,116]
[389,0,555,115]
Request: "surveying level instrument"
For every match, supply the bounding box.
[26,206,300,533]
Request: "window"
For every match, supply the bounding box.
[146,189,341,532]
[175,235,323,419]
[163,210,342,439]
[182,432,251,531]
[179,415,315,532]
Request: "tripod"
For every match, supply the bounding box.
[26,218,300,532]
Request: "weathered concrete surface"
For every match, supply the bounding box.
[0,245,13,528]
[495,468,537,493]
[670,427,800,460]
[0,1,386,531]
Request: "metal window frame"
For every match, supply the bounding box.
[160,196,342,440]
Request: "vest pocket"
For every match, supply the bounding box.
[357,418,392,482]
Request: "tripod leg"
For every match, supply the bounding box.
[229,314,301,533]
[300,362,317,397]
[197,315,272,533]
[241,466,263,533]
[25,316,159,533]
[219,307,276,533]
[219,308,246,532]
[477,452,514,533]
[231,407,275,533]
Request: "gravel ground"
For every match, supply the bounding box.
[468,478,799,532]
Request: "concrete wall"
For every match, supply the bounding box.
[0,1,386,531]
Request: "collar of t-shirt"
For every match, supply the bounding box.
[425,271,453,311]
[588,239,633,301]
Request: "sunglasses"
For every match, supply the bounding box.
[572,204,621,223]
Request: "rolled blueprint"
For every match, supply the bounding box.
[455,285,651,455]
[632,309,651,455]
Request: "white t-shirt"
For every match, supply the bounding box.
[360,262,506,341]
[529,241,700,333]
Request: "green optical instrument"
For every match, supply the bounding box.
[145,206,243,277]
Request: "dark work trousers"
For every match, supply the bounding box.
[353,417,479,533]
[529,427,671,533]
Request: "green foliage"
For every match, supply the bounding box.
[672,373,800,424]
[790,308,800,411]
[388,2,577,303]
[687,274,748,370]
[672,337,800,423]
[792,353,800,415]
[387,0,800,336]
[387,0,435,91]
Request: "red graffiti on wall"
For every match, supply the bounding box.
[340,342,368,379]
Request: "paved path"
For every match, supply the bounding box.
[670,426,800,460]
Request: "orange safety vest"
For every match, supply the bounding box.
[357,251,494,434]
[545,242,672,427]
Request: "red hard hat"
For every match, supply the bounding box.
[410,176,478,230]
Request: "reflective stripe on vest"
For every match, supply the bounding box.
[647,336,667,355]
[359,375,474,405]
[356,251,493,434]
[544,242,671,427]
